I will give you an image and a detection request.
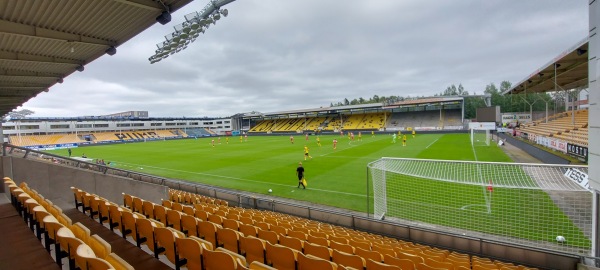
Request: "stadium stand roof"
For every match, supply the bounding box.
[384,96,463,108]
[503,37,589,95]
[0,0,194,117]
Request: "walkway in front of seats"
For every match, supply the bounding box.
[63,208,172,270]
[0,194,60,270]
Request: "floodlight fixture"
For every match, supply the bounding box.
[576,48,587,56]
[555,63,561,68]
[538,73,543,77]
[150,0,237,63]
[57,78,64,83]
[527,80,533,84]
[76,65,85,72]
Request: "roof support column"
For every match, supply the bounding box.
[588,0,600,259]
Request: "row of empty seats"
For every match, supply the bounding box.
[519,109,588,146]
[164,189,538,270]
[10,134,85,147]
[72,187,278,270]
[9,130,186,146]
[4,177,131,270]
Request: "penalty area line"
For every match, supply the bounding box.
[115,161,365,197]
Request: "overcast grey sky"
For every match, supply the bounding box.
[20,0,589,117]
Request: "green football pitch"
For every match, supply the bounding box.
[49,133,508,211]
[48,133,589,248]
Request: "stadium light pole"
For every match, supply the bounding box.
[149,0,237,63]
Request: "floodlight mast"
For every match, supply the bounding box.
[149,0,237,64]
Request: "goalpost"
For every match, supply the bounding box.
[471,128,490,146]
[469,122,495,146]
[368,157,592,255]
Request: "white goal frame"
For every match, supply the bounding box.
[367,157,591,255]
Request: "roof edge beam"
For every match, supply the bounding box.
[0,19,115,47]
[111,0,164,11]
[0,50,82,65]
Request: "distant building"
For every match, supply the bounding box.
[104,111,149,118]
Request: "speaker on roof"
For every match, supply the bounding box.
[105,46,117,56]
[156,11,172,25]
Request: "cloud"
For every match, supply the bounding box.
[21,0,589,117]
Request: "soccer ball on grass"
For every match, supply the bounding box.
[556,236,566,243]
[268,189,272,193]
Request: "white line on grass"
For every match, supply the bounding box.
[425,137,440,149]
[116,161,365,197]
[320,136,387,157]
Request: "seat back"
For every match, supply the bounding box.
[198,221,220,248]
[106,252,135,270]
[257,228,279,245]
[287,230,308,241]
[84,257,114,270]
[297,252,337,270]
[355,247,383,263]
[239,224,258,237]
[182,205,195,216]
[332,249,366,270]
[303,242,332,261]
[240,236,266,265]
[279,235,303,252]
[166,209,182,230]
[181,215,199,237]
[122,193,134,210]
[155,227,182,264]
[74,244,96,270]
[307,234,329,247]
[249,261,277,270]
[132,197,144,213]
[136,218,157,251]
[88,234,112,259]
[153,205,167,224]
[176,237,204,270]
[108,204,123,230]
[265,242,297,270]
[330,240,355,254]
[222,218,240,231]
[366,258,402,270]
[71,222,91,243]
[383,254,415,270]
[207,214,224,225]
[142,201,155,219]
[217,227,241,253]
[203,249,238,270]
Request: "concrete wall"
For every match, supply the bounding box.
[1,156,168,210]
[498,133,570,164]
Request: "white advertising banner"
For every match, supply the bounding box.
[501,113,532,124]
[549,138,568,153]
[536,136,550,147]
[468,122,496,130]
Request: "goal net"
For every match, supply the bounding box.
[471,128,490,146]
[368,157,591,255]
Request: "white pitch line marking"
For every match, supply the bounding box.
[114,161,365,197]
[425,137,440,149]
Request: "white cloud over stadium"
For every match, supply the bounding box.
[21,0,588,117]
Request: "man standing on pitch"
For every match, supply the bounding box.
[296,162,306,189]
